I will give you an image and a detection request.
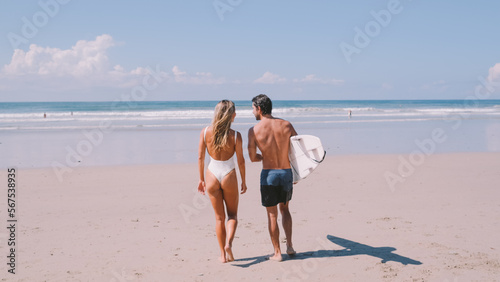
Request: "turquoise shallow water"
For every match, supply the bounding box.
[1,100,499,168]
[2,100,500,131]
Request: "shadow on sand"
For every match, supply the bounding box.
[232,235,422,268]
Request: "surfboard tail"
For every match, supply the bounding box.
[289,135,326,183]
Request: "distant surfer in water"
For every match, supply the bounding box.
[248,94,298,261]
[197,100,247,263]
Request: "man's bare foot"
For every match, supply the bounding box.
[268,253,283,262]
[225,245,234,262]
[286,246,296,256]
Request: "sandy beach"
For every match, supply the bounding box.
[2,0,500,281]
[1,152,499,281]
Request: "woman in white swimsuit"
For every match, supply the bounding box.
[198,100,247,263]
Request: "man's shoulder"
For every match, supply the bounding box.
[274,117,292,127]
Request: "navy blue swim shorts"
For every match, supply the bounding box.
[260,169,293,207]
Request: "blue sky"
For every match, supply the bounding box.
[1,0,499,101]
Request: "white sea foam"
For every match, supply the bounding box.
[1,102,499,131]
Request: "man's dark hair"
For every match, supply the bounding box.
[252,94,272,115]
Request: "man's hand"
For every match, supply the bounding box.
[197,180,206,195]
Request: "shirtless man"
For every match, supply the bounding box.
[248,94,297,262]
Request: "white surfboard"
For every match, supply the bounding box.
[289,135,326,183]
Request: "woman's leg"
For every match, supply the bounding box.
[220,170,239,262]
[205,170,227,263]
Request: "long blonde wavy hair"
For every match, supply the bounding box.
[211,100,235,152]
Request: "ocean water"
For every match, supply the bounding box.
[1,100,500,131]
[1,100,500,169]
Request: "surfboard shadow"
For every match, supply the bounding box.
[232,234,422,268]
[319,235,422,265]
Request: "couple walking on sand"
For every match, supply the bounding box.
[197,94,298,263]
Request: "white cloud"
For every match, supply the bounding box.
[487,63,500,82]
[295,74,319,83]
[0,34,232,93]
[254,71,286,84]
[172,65,187,78]
[3,34,116,77]
[0,34,234,94]
[0,34,169,90]
[293,74,344,85]
[171,66,225,84]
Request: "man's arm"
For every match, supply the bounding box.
[288,122,298,137]
[247,127,263,162]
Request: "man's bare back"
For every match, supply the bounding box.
[248,116,297,170]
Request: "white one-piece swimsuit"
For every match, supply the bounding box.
[204,127,238,183]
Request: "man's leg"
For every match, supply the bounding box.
[266,205,283,261]
[279,202,295,255]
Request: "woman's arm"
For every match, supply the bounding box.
[197,129,207,195]
[235,131,247,194]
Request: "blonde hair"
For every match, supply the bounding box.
[211,100,235,151]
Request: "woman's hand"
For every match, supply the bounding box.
[240,183,247,194]
[198,180,206,195]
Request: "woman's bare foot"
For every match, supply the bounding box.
[219,255,227,263]
[286,246,296,256]
[225,245,234,262]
